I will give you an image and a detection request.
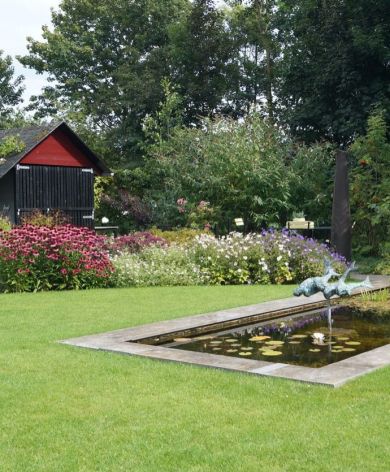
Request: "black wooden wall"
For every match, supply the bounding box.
[15,164,95,227]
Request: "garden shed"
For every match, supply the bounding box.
[0,121,111,227]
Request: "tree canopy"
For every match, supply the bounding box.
[0,51,24,125]
[276,0,390,144]
[19,0,190,164]
[19,0,389,154]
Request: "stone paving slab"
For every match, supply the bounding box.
[61,276,390,388]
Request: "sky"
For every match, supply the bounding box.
[1,0,60,104]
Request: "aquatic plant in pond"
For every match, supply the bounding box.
[170,306,390,367]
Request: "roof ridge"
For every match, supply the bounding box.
[0,120,62,134]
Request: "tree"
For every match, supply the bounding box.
[19,0,190,165]
[276,0,390,144]
[0,51,24,124]
[227,0,278,120]
[169,0,235,123]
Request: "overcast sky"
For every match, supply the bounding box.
[1,0,60,104]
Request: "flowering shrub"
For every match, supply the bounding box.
[109,230,345,288]
[105,231,167,255]
[192,231,346,285]
[176,198,216,230]
[0,225,114,292]
[112,246,203,287]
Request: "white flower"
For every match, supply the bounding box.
[101,216,109,224]
[277,255,282,262]
[311,332,325,345]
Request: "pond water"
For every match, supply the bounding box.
[167,305,390,367]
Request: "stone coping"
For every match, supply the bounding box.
[61,275,390,388]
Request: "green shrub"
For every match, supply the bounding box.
[375,247,390,275]
[0,216,11,232]
[143,113,293,230]
[149,227,208,245]
[350,109,390,255]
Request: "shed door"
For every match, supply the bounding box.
[15,165,95,227]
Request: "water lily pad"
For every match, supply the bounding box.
[194,335,213,341]
[333,345,344,349]
[331,349,342,353]
[259,345,279,350]
[309,348,321,352]
[288,341,301,345]
[290,334,307,339]
[212,347,222,351]
[261,350,283,356]
[342,348,356,352]
[241,347,254,351]
[226,349,238,353]
[265,340,285,345]
[225,339,237,343]
[239,351,252,356]
[173,338,191,342]
[345,341,361,346]
[209,340,223,345]
[249,335,271,341]
[336,337,350,341]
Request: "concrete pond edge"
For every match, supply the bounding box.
[61,275,390,388]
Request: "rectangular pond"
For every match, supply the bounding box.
[61,279,390,387]
[165,305,390,368]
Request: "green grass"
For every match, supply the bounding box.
[1,285,390,472]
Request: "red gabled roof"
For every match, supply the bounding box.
[0,121,112,177]
[21,127,101,170]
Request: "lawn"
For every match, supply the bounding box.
[1,285,390,472]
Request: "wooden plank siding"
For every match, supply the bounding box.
[15,165,94,228]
